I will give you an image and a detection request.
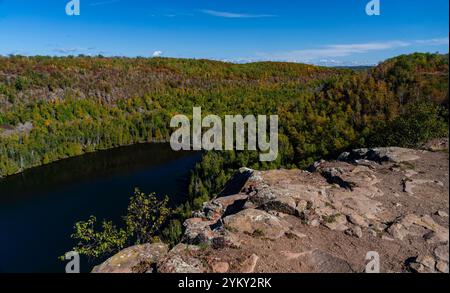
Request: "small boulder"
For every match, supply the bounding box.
[434,245,449,262]
[436,261,449,273]
[436,210,449,218]
[347,213,369,228]
[324,214,348,232]
[223,208,291,240]
[408,255,436,273]
[345,226,363,238]
[212,262,230,273]
[295,200,308,214]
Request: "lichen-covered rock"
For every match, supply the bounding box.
[211,230,242,249]
[263,195,298,215]
[182,218,216,245]
[92,242,169,273]
[246,185,278,207]
[157,255,206,273]
[157,244,206,273]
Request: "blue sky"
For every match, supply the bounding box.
[0,0,448,65]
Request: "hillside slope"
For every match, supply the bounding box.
[1,53,448,180]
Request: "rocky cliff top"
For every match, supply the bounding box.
[94,144,449,273]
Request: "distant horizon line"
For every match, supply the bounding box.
[1,51,448,68]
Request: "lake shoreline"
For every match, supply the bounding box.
[0,143,201,272]
[0,140,173,181]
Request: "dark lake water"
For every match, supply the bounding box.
[0,144,201,273]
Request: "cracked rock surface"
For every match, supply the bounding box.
[94,146,449,273]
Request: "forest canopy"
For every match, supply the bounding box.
[0,53,448,210]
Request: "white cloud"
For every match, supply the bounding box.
[54,48,80,54]
[201,9,277,18]
[256,37,449,63]
[415,37,449,46]
[52,46,107,56]
[258,41,411,62]
[152,51,163,57]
